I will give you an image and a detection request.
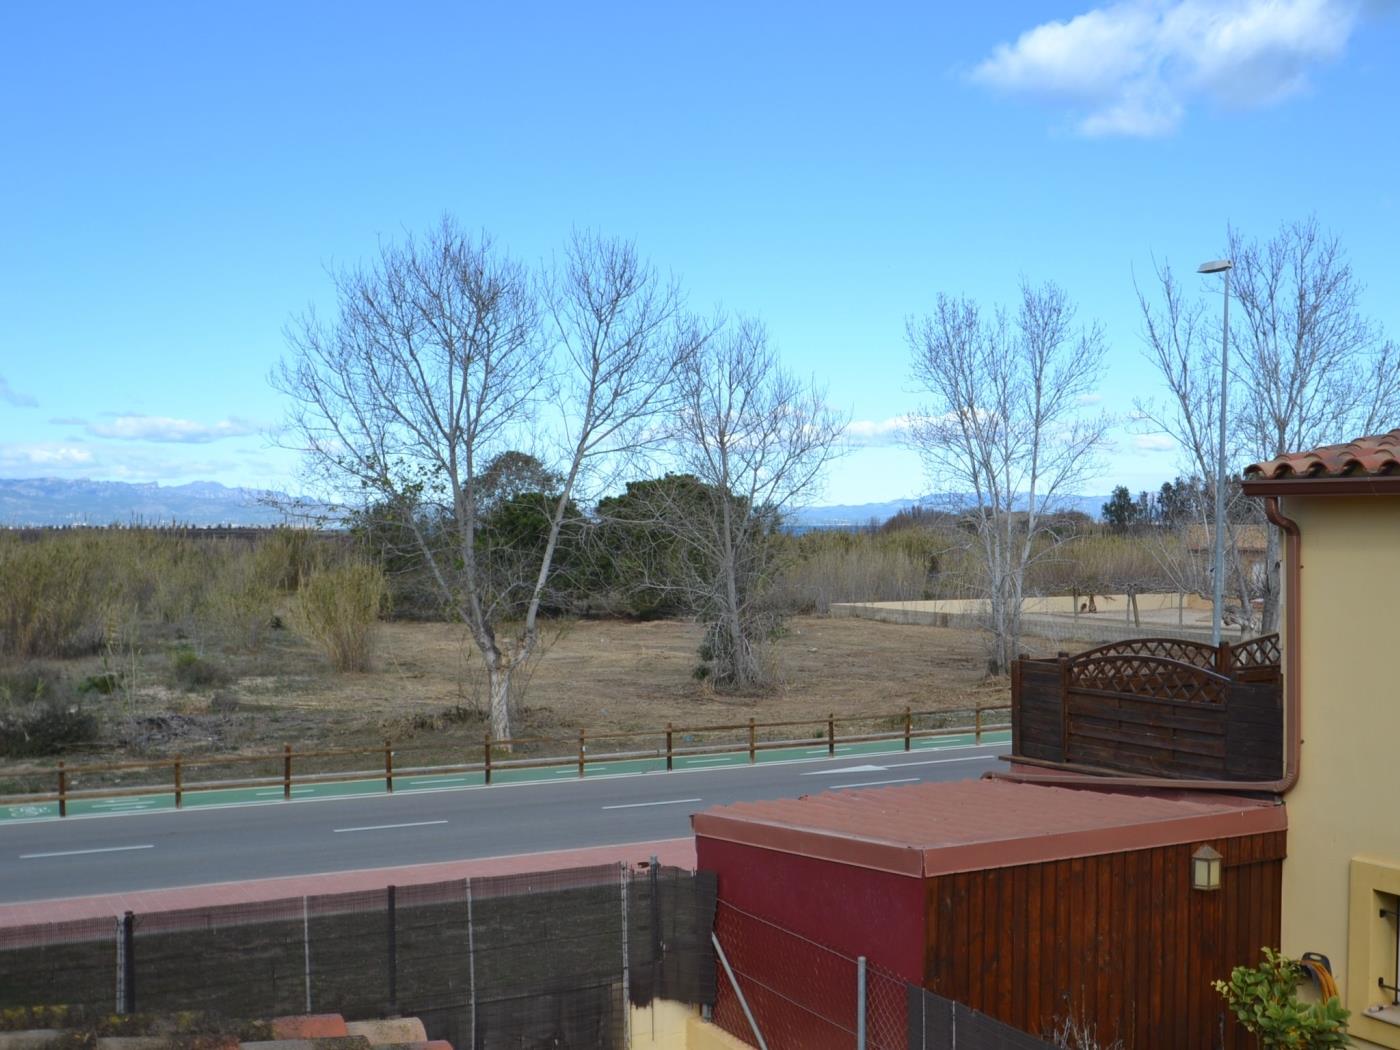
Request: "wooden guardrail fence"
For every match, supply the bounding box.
[0,704,1011,816]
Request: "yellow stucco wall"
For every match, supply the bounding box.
[628,1001,700,1049]
[625,1002,754,1049]
[1281,495,1400,1048]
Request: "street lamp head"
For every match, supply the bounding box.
[1198,259,1233,274]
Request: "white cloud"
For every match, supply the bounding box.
[845,416,915,447]
[971,0,1364,136]
[0,376,38,408]
[0,442,94,468]
[86,415,259,444]
[1076,393,1104,406]
[1133,433,1178,451]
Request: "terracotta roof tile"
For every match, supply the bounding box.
[1245,428,1400,480]
[692,779,1284,877]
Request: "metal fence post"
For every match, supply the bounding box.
[302,895,312,1013]
[483,733,492,785]
[712,933,769,1050]
[465,878,477,1050]
[119,911,135,1014]
[828,714,835,757]
[387,885,398,1015]
[620,863,631,1049]
[384,739,394,793]
[114,914,125,1013]
[665,723,674,771]
[856,955,867,1050]
[283,744,292,800]
[904,707,912,752]
[57,761,67,818]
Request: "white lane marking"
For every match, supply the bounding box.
[884,756,1008,772]
[828,777,919,789]
[332,820,448,833]
[680,757,733,765]
[803,764,887,775]
[255,788,317,796]
[805,746,852,754]
[0,741,1011,825]
[406,777,468,786]
[601,798,703,811]
[21,844,155,859]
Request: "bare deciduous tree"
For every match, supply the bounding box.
[1230,218,1400,630]
[656,317,845,690]
[1137,218,1400,632]
[907,280,1109,674]
[275,218,703,740]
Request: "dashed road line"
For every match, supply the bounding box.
[332,820,449,834]
[21,844,155,859]
[601,798,703,811]
[828,777,919,789]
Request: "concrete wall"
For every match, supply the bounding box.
[1281,495,1400,1049]
[830,593,1235,646]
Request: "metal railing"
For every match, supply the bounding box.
[0,704,1011,817]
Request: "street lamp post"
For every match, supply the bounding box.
[1198,258,1233,647]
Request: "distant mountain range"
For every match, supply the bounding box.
[0,478,1114,528]
[788,494,1112,529]
[0,478,314,527]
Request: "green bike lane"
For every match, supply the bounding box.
[1,729,1011,823]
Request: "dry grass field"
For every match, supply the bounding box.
[0,613,1090,782]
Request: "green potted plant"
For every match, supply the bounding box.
[1214,948,1351,1048]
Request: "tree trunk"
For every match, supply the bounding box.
[487,663,513,745]
[1260,526,1281,634]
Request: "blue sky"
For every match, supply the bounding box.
[2,1,1397,506]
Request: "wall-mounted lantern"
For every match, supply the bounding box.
[1192,845,1223,891]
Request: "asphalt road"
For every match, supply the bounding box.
[0,740,1010,903]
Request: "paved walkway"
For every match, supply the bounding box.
[0,836,696,927]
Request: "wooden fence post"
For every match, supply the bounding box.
[578,728,587,778]
[827,714,835,757]
[57,760,67,818]
[483,733,493,785]
[1217,642,1234,676]
[665,723,674,771]
[384,740,394,793]
[747,719,756,764]
[283,745,292,800]
[904,707,912,752]
[173,755,183,809]
[975,706,983,744]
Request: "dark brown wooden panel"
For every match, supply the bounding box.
[1010,640,1282,781]
[923,833,1285,1049]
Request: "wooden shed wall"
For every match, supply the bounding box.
[924,830,1286,1049]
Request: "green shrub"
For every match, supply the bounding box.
[292,560,387,672]
[0,670,99,757]
[79,671,123,695]
[170,648,228,690]
[0,665,64,704]
[1214,948,1350,1048]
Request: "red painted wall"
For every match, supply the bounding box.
[696,835,925,981]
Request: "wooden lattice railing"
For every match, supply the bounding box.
[1010,633,1283,781]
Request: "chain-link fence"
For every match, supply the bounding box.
[0,863,715,1050]
[712,901,1051,1050]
